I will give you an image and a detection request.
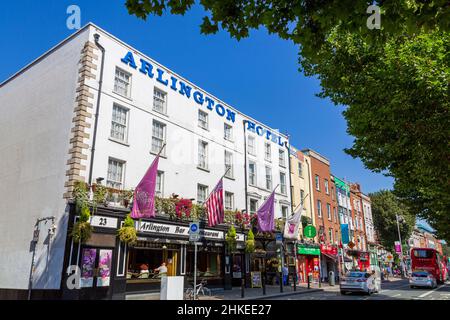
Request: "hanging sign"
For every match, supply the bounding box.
[303,225,316,239]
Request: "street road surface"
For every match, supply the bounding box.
[270,279,450,300]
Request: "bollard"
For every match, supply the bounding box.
[279,271,283,293]
[307,274,311,289]
[293,272,297,291]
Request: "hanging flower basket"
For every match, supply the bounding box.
[245,229,255,253]
[226,225,237,253]
[118,214,137,245]
[71,205,93,244]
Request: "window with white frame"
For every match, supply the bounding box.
[329,228,333,244]
[248,161,257,186]
[280,172,287,194]
[224,123,233,141]
[198,110,208,130]
[151,120,166,155]
[281,206,288,219]
[114,67,131,97]
[317,200,322,218]
[324,179,329,194]
[264,143,271,161]
[265,166,272,190]
[153,87,167,114]
[247,136,256,155]
[156,171,164,197]
[327,203,331,220]
[315,175,320,191]
[225,192,234,210]
[334,207,338,222]
[298,162,303,177]
[110,104,128,142]
[224,151,233,178]
[300,189,305,206]
[249,199,258,215]
[279,149,286,167]
[198,140,208,169]
[107,158,125,189]
[197,184,208,204]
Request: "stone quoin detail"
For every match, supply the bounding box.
[64,41,98,199]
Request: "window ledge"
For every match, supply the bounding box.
[150,151,167,159]
[198,125,209,131]
[109,137,130,147]
[113,91,133,101]
[224,138,234,143]
[224,175,235,181]
[152,109,169,118]
[197,166,210,173]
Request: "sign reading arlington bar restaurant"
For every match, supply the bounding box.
[136,221,224,240]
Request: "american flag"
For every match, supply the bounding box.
[205,179,224,227]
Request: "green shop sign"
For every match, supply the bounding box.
[297,245,321,256]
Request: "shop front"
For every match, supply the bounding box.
[296,244,321,284]
[320,244,339,282]
[357,251,371,271]
[126,219,226,293]
[61,205,230,299]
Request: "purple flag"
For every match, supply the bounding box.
[257,191,275,232]
[130,156,159,219]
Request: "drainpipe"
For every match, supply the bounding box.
[88,33,106,186]
[240,120,249,298]
[284,140,296,290]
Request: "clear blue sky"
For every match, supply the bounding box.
[0,0,393,194]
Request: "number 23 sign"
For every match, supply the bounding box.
[90,216,118,229]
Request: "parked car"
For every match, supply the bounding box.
[409,270,437,289]
[340,271,377,295]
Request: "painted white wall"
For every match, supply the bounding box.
[87,25,290,217]
[0,29,90,290]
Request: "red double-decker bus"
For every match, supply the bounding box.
[410,247,446,284]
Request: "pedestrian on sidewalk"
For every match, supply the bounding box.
[282,265,289,286]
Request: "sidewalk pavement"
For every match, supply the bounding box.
[126,283,326,300]
[223,284,323,300]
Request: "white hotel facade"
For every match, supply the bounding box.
[0,23,291,299]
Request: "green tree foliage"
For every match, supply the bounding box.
[369,190,416,250]
[124,1,450,240]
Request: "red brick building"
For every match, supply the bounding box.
[303,149,341,279]
[349,183,370,270]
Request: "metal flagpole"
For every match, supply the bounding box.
[203,167,230,205]
[258,184,279,296]
[193,241,197,300]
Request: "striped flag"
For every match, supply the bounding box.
[205,179,224,227]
